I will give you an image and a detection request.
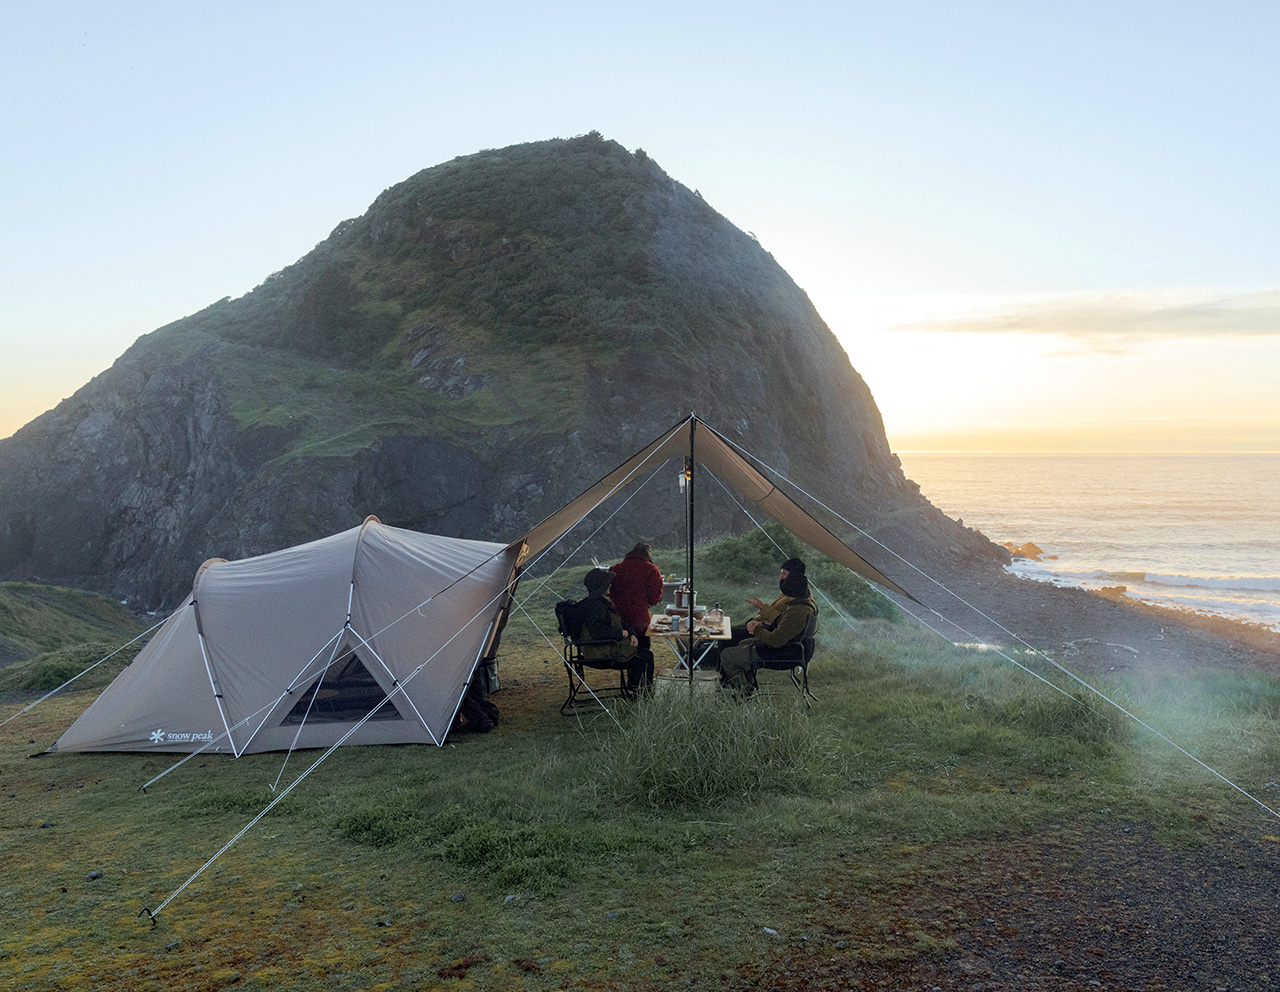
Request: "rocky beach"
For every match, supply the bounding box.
[923,549,1280,679]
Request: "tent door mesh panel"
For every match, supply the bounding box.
[282,651,402,724]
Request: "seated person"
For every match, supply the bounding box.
[703,557,814,668]
[576,567,652,694]
[718,563,817,694]
[609,541,663,689]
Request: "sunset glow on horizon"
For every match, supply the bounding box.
[809,290,1280,454]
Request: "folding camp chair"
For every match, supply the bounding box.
[751,613,818,706]
[554,600,633,715]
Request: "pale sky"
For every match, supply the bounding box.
[3,1,1278,450]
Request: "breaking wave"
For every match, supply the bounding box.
[1097,572,1280,594]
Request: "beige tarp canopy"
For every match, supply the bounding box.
[512,414,912,600]
[52,517,518,754]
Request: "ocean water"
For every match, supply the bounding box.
[896,453,1280,632]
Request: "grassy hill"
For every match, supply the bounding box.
[0,583,146,683]
[3,133,973,611]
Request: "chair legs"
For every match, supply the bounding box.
[754,662,815,707]
[789,665,817,706]
[560,660,631,715]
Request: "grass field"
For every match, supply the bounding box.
[3,577,1279,990]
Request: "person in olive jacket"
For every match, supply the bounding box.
[703,557,812,670]
[718,562,816,694]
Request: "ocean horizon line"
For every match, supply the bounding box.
[894,448,1280,455]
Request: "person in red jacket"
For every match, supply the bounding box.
[610,541,663,690]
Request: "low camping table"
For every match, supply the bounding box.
[647,613,731,671]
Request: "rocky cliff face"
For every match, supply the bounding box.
[0,134,1001,609]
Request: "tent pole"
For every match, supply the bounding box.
[687,415,696,691]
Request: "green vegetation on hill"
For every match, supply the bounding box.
[160,133,796,461]
[0,583,145,680]
[692,525,902,623]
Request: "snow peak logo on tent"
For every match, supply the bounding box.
[147,728,215,745]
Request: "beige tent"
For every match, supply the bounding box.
[52,415,908,754]
[52,517,519,754]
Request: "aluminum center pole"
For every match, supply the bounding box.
[687,415,696,691]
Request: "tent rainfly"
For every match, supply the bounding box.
[51,517,519,754]
[52,414,909,755]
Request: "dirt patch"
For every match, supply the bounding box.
[741,815,1280,990]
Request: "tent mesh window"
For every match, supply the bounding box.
[283,652,402,724]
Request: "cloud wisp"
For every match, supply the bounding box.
[896,289,1280,351]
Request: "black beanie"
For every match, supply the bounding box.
[780,557,806,575]
[583,567,615,596]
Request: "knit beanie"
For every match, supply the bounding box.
[583,567,615,596]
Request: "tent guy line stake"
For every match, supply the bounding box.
[147,553,587,918]
[713,435,1280,823]
[145,723,355,920]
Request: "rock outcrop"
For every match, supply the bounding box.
[0,134,1002,609]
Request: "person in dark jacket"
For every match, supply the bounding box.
[610,541,663,689]
[718,564,817,694]
[577,567,649,694]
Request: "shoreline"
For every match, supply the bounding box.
[900,450,1280,658]
[1093,585,1280,664]
[1002,543,1280,639]
[925,554,1280,678]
